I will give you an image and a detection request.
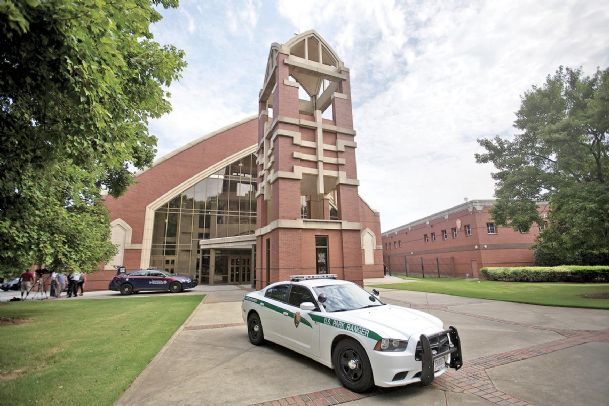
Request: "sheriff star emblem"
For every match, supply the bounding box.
[294,312,301,328]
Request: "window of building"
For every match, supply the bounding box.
[424,234,429,243]
[538,221,549,231]
[393,241,397,248]
[315,235,329,274]
[431,232,436,241]
[150,154,257,276]
[442,229,448,240]
[451,227,457,238]
[300,195,310,219]
[464,224,472,237]
[398,240,401,248]
[486,222,496,234]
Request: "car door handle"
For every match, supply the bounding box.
[282,312,288,316]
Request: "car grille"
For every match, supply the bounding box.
[414,331,450,361]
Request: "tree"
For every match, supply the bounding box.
[476,66,609,265]
[0,0,186,275]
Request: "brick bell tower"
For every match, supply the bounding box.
[255,31,364,289]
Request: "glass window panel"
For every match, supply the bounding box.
[243,154,255,177]
[194,180,206,210]
[150,154,258,280]
[168,195,181,209]
[164,244,176,256]
[177,248,191,275]
[179,212,193,244]
[166,213,178,239]
[206,177,223,210]
[152,211,167,245]
[182,187,195,210]
[250,193,257,214]
[236,181,253,197]
[150,256,165,270]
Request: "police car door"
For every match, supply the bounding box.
[281,285,319,356]
[147,271,169,291]
[261,284,291,344]
[127,270,148,290]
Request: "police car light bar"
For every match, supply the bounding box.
[290,274,338,282]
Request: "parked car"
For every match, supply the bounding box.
[1,277,21,291]
[242,275,463,392]
[108,269,197,295]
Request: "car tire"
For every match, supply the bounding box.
[120,283,134,295]
[333,338,374,393]
[247,312,265,345]
[169,281,182,293]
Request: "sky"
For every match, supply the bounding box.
[148,0,609,232]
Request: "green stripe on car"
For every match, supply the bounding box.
[248,298,313,328]
[309,314,382,341]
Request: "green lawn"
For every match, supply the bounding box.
[373,277,609,309]
[0,295,203,405]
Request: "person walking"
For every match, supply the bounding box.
[56,272,66,298]
[50,271,58,298]
[67,271,77,298]
[19,268,36,299]
[77,273,86,296]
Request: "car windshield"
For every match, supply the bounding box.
[313,283,384,313]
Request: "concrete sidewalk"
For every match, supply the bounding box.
[0,283,251,303]
[115,284,609,406]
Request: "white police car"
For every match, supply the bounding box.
[242,275,462,392]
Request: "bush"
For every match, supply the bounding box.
[480,266,609,283]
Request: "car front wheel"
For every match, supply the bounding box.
[120,283,134,295]
[333,338,374,393]
[247,313,265,345]
[169,281,182,293]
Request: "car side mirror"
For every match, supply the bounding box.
[372,289,380,297]
[317,293,327,303]
[300,302,315,311]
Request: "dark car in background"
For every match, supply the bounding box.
[1,277,21,291]
[108,269,197,295]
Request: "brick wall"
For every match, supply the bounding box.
[382,202,546,277]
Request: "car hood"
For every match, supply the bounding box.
[326,304,444,340]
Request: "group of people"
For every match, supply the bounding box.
[19,268,86,300]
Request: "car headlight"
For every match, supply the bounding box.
[374,338,408,352]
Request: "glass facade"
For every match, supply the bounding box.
[150,154,257,278]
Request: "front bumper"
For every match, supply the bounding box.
[419,326,463,385]
[181,279,198,290]
[370,326,463,387]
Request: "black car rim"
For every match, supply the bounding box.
[249,318,260,340]
[339,348,363,382]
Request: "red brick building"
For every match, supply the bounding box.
[90,31,383,291]
[254,31,383,289]
[381,200,548,278]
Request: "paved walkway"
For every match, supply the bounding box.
[113,278,609,406]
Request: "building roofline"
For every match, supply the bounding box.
[382,199,497,236]
[358,195,379,215]
[135,115,258,177]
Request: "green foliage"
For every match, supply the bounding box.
[476,67,609,264]
[481,266,609,283]
[0,0,185,274]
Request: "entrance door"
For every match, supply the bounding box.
[470,260,479,278]
[229,257,251,284]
